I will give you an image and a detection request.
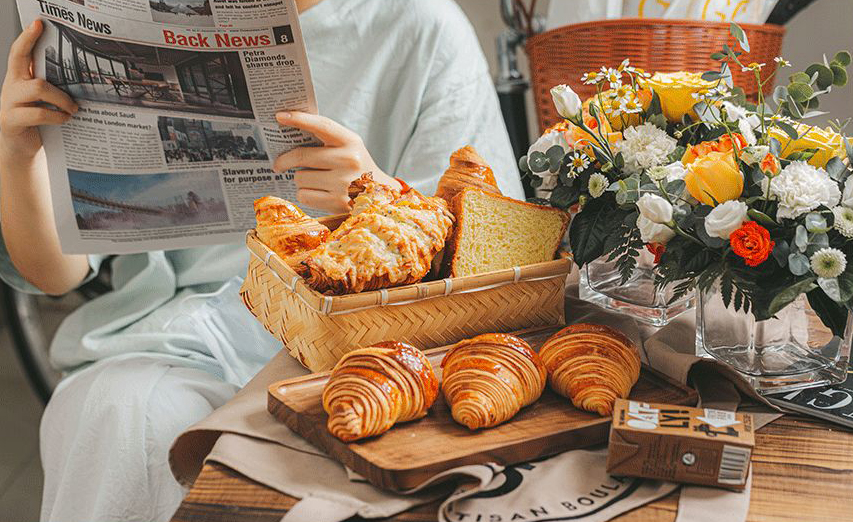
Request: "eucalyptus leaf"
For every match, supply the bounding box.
[805,64,834,90]
[774,120,800,140]
[795,225,809,252]
[665,179,686,195]
[826,157,846,180]
[701,71,723,82]
[769,137,782,157]
[831,64,848,87]
[818,277,843,302]
[772,85,788,104]
[518,155,530,173]
[528,151,548,173]
[772,239,790,267]
[729,23,750,52]
[789,72,810,84]
[806,232,830,255]
[768,277,816,316]
[805,213,829,233]
[788,82,814,103]
[835,51,852,67]
[788,252,810,276]
[546,146,564,173]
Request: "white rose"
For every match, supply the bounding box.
[762,161,841,220]
[551,84,582,121]
[637,193,673,224]
[637,215,676,245]
[842,177,853,208]
[704,200,749,239]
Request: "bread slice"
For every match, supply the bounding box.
[446,188,570,277]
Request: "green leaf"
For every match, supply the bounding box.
[774,121,800,141]
[772,85,788,105]
[568,199,613,268]
[807,288,848,338]
[518,155,530,173]
[720,272,734,309]
[805,213,829,233]
[546,146,564,173]
[838,269,853,302]
[710,52,726,60]
[826,157,846,180]
[834,51,852,67]
[787,82,815,103]
[789,253,810,276]
[747,208,777,227]
[528,151,548,172]
[769,137,782,157]
[729,23,750,53]
[550,184,578,210]
[789,72,810,84]
[805,64,835,90]
[831,64,848,87]
[702,71,723,82]
[647,91,663,117]
[665,179,686,195]
[768,277,817,317]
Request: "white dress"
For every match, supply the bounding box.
[0,1,524,521]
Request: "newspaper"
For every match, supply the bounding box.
[15,0,320,254]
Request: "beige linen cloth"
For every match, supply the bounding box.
[170,285,781,522]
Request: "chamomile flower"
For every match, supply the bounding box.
[588,173,608,198]
[741,62,766,72]
[833,207,853,238]
[567,151,591,172]
[774,56,791,67]
[617,58,638,75]
[620,95,643,114]
[582,71,603,85]
[603,67,623,88]
[811,248,847,278]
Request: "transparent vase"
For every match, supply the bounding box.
[579,250,695,326]
[696,283,851,394]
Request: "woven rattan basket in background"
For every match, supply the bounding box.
[241,215,572,372]
[527,18,786,131]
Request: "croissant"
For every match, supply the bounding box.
[441,333,546,430]
[539,324,641,416]
[435,146,502,204]
[322,342,439,442]
[304,174,454,295]
[254,196,330,272]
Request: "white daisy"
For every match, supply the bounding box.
[603,67,623,88]
[741,62,766,72]
[613,123,678,176]
[810,248,847,279]
[620,95,643,114]
[567,151,591,172]
[833,207,853,238]
[588,173,608,198]
[582,71,603,85]
[774,56,791,67]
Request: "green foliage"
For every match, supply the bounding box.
[568,196,617,268]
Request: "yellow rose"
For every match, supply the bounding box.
[684,150,744,206]
[642,71,717,123]
[582,86,653,130]
[769,123,847,168]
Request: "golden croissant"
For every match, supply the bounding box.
[304,174,454,295]
[441,333,546,430]
[254,196,330,272]
[539,323,641,416]
[322,342,439,442]
[435,146,502,204]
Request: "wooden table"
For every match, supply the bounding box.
[171,415,853,522]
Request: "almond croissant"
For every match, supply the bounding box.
[435,146,502,204]
[539,324,641,416]
[254,196,330,272]
[322,342,439,442]
[304,174,454,295]
[441,333,546,430]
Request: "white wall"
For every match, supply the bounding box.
[1,1,851,134]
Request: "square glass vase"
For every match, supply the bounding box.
[696,283,851,394]
[579,251,695,327]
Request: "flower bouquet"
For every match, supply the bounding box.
[520,24,852,390]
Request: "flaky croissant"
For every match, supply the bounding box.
[254,196,330,272]
[322,342,439,442]
[539,324,641,416]
[435,146,502,204]
[304,174,454,295]
[441,333,546,430]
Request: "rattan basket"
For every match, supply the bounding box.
[527,18,786,131]
[240,215,573,372]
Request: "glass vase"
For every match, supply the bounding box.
[579,250,695,326]
[696,283,851,394]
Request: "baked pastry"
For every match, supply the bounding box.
[254,196,330,272]
[538,324,641,416]
[445,188,569,277]
[435,146,502,204]
[441,333,546,430]
[322,342,439,442]
[304,174,454,295]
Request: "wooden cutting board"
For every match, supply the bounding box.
[268,327,698,491]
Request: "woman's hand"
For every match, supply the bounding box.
[273,112,401,213]
[0,20,78,165]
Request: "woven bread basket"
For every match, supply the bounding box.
[527,18,786,131]
[241,214,572,372]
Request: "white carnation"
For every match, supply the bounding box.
[762,161,841,220]
[637,193,673,224]
[810,248,847,279]
[841,177,853,208]
[637,215,675,245]
[704,200,749,239]
[614,123,678,176]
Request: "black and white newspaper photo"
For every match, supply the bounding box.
[15,0,320,254]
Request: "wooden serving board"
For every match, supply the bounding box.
[268,327,698,491]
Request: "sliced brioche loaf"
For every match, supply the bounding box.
[446,188,570,277]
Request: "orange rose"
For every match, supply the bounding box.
[684,150,744,206]
[682,133,748,165]
[730,222,774,267]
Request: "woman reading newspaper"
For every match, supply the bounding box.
[0,0,525,520]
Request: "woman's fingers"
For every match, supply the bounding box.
[12,79,79,114]
[276,112,358,147]
[8,106,73,128]
[274,145,359,172]
[296,188,350,213]
[6,20,43,82]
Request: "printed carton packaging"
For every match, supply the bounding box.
[606,399,755,490]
